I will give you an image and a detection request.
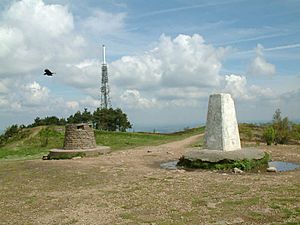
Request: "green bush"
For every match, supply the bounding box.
[272,109,290,144]
[290,124,300,141]
[263,127,276,145]
[177,153,270,171]
[0,124,27,147]
[39,126,63,147]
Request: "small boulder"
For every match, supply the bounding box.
[207,202,217,209]
[233,167,244,174]
[72,156,82,160]
[267,166,277,172]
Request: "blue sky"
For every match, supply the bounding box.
[0,0,299,131]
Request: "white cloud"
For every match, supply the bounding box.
[103,34,231,109]
[66,101,79,110]
[60,34,229,109]
[224,74,249,99]
[110,34,228,90]
[79,97,100,109]
[22,81,49,106]
[62,60,100,89]
[247,44,276,76]
[0,0,131,126]
[120,89,156,109]
[80,9,126,35]
[0,0,85,76]
[4,0,74,37]
[0,80,50,111]
[224,74,274,101]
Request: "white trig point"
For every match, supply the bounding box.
[204,93,241,151]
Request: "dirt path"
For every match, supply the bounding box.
[103,133,203,167]
[0,133,299,225]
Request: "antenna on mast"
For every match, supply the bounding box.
[100,44,111,109]
[102,44,106,64]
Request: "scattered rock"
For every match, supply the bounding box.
[72,156,82,160]
[182,148,265,163]
[42,155,49,160]
[167,151,174,155]
[233,167,244,174]
[267,167,277,172]
[215,217,244,225]
[147,150,152,153]
[207,202,217,209]
[231,217,244,224]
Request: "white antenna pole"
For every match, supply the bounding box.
[102,44,106,64]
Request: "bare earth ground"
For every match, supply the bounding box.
[0,134,299,225]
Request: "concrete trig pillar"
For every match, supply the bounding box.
[204,93,241,151]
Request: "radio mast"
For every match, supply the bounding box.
[100,45,111,109]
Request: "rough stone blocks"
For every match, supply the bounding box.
[204,93,241,151]
[63,124,97,150]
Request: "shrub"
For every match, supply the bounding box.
[272,109,290,144]
[0,124,21,147]
[263,127,276,145]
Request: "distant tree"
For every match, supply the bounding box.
[93,108,131,131]
[81,108,93,123]
[67,111,84,124]
[0,124,21,146]
[272,109,290,144]
[4,124,19,138]
[44,116,60,125]
[67,108,93,124]
[26,107,131,132]
[33,117,43,126]
[114,108,132,132]
[58,118,67,125]
[29,116,66,127]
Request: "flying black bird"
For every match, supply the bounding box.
[44,69,55,76]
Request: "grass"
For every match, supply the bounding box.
[0,126,65,160]
[177,152,270,171]
[0,137,299,224]
[95,126,204,151]
[0,126,205,160]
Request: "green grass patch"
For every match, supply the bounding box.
[94,126,204,151]
[0,126,64,160]
[0,126,205,160]
[191,135,204,147]
[177,152,269,171]
[221,197,260,207]
[119,212,136,220]
[248,211,265,220]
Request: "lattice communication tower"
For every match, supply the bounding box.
[100,45,111,109]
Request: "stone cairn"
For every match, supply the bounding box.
[63,124,96,150]
[46,123,110,159]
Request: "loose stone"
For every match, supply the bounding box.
[233,167,244,174]
[267,167,277,172]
